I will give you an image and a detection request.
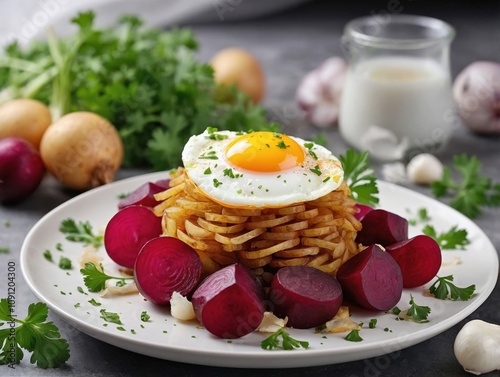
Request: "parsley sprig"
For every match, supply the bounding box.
[422,225,469,250]
[431,154,500,218]
[261,328,309,350]
[405,295,431,323]
[429,275,476,301]
[59,218,103,248]
[0,299,69,368]
[80,262,133,292]
[339,149,379,207]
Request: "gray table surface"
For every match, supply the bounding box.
[2,1,500,376]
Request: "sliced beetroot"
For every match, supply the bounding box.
[104,205,162,268]
[118,181,166,210]
[154,178,171,189]
[191,263,265,339]
[354,203,373,221]
[135,236,202,305]
[385,235,442,288]
[337,244,403,311]
[269,266,343,329]
[356,209,408,247]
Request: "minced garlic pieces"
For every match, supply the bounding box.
[100,281,139,298]
[325,306,361,333]
[256,312,288,333]
[79,245,103,270]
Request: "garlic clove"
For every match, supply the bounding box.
[170,291,196,321]
[453,61,500,134]
[406,153,443,185]
[296,57,347,127]
[454,319,500,375]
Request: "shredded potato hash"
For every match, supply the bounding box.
[153,168,362,276]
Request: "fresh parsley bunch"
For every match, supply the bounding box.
[0,11,277,170]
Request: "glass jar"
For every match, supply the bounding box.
[338,15,455,161]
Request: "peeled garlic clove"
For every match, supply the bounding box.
[170,291,196,321]
[454,320,500,375]
[453,61,500,134]
[406,153,443,185]
[296,57,347,127]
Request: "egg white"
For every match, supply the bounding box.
[181,129,344,208]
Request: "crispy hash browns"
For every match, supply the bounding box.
[153,168,362,277]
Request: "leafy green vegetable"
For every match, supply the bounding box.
[407,207,431,226]
[80,262,133,292]
[339,149,379,206]
[429,275,476,301]
[431,154,500,218]
[422,224,469,250]
[0,11,277,169]
[368,319,377,329]
[405,295,431,323]
[0,299,69,368]
[261,328,309,350]
[43,249,52,262]
[344,330,363,342]
[59,218,103,248]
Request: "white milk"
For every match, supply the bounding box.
[339,56,454,160]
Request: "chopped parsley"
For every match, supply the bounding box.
[304,142,318,160]
[43,250,53,262]
[58,256,72,270]
[80,262,134,292]
[276,141,288,149]
[368,319,377,329]
[310,165,322,176]
[345,330,363,342]
[140,311,150,322]
[100,309,122,325]
[204,167,212,175]
[88,298,101,306]
[406,295,431,323]
[213,178,223,188]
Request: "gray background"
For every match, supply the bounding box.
[1,0,500,376]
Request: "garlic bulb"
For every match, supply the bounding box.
[170,291,196,321]
[406,153,444,185]
[296,57,347,127]
[454,319,500,375]
[453,61,500,134]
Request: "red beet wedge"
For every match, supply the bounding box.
[118,181,167,210]
[269,266,343,329]
[385,235,442,288]
[356,209,408,247]
[191,263,265,339]
[104,205,162,268]
[135,236,202,305]
[337,244,403,311]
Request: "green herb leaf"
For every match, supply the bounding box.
[43,250,53,262]
[369,319,377,329]
[422,224,469,250]
[429,275,476,301]
[80,262,133,292]
[431,154,500,218]
[140,311,150,322]
[339,149,379,207]
[59,219,103,248]
[0,299,69,368]
[100,309,122,325]
[406,294,431,323]
[58,256,72,270]
[261,328,309,350]
[345,330,363,342]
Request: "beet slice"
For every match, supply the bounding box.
[337,244,403,311]
[191,263,265,339]
[354,203,373,221]
[104,205,162,268]
[269,266,343,329]
[356,209,408,247]
[154,178,171,189]
[385,235,442,288]
[134,236,202,305]
[118,181,166,210]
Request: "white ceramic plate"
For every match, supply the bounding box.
[20,173,498,368]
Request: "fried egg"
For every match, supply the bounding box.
[182,128,344,208]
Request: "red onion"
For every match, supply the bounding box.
[453,61,500,134]
[0,137,45,204]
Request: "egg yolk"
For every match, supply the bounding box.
[225,132,305,172]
